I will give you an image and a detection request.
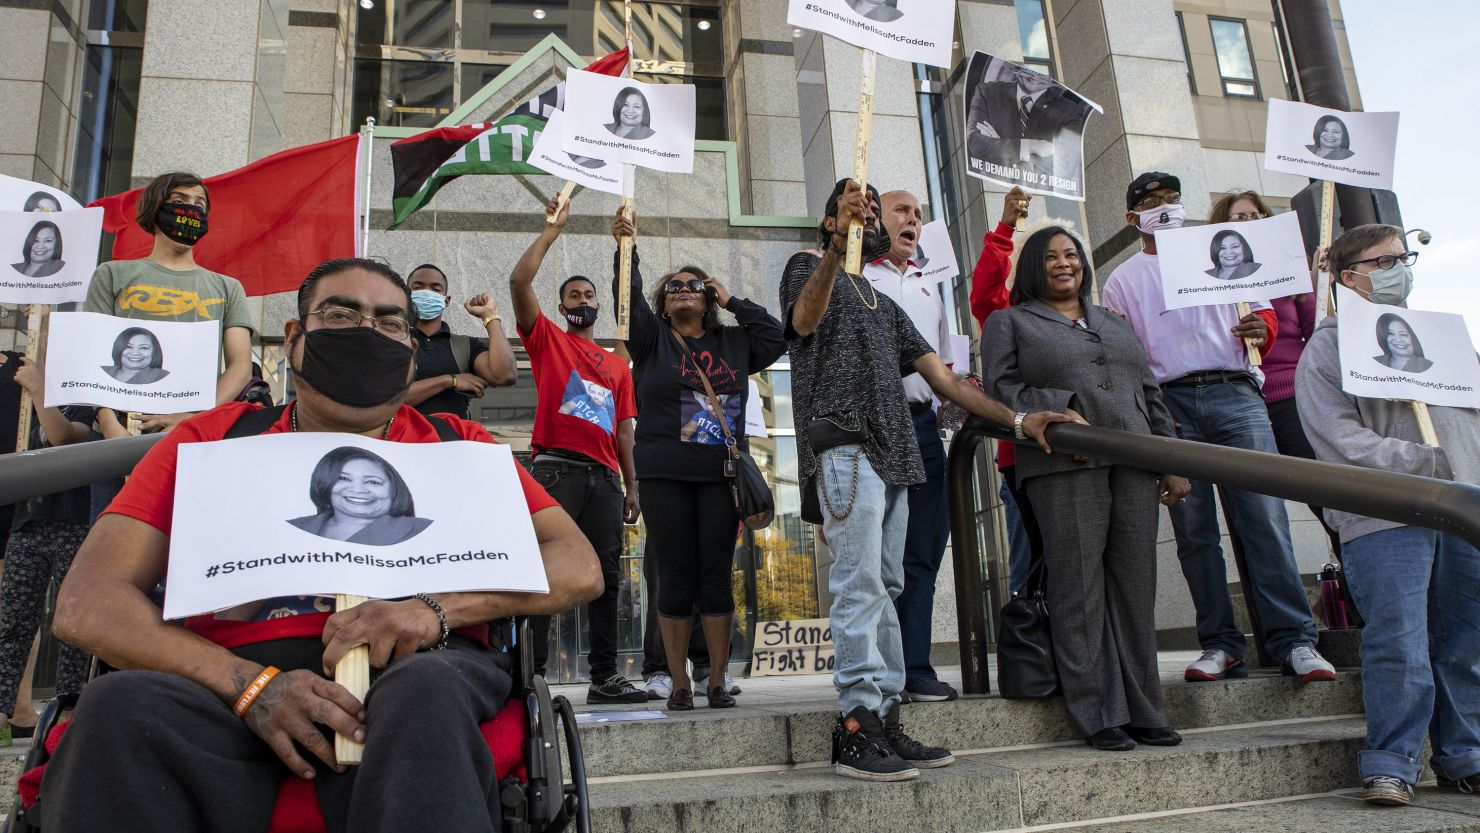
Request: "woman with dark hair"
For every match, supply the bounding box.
[984,226,1190,752]
[610,208,784,710]
[605,88,655,140]
[1204,229,1261,280]
[21,192,61,213]
[1373,313,1433,373]
[11,221,64,278]
[288,446,431,546]
[1306,115,1354,160]
[102,327,169,384]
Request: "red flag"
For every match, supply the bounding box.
[90,134,361,297]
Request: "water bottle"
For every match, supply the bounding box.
[1318,563,1350,630]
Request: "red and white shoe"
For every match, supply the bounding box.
[1184,649,1248,682]
[1284,646,1339,682]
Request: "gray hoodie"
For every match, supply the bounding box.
[1295,317,1480,544]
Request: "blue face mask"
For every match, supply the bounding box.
[410,289,447,321]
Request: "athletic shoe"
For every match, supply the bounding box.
[587,674,648,705]
[1438,774,1480,794]
[904,679,959,702]
[1184,649,1248,682]
[644,672,672,701]
[694,672,741,696]
[1283,646,1339,682]
[832,706,918,782]
[1360,775,1413,806]
[882,704,954,768]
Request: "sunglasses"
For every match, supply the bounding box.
[664,278,707,294]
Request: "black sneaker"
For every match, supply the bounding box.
[587,674,648,704]
[832,706,919,782]
[1438,773,1480,794]
[883,704,954,768]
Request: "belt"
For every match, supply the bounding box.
[530,451,603,468]
[908,401,934,416]
[1162,369,1255,388]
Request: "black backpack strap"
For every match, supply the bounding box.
[223,403,290,439]
[427,413,461,443]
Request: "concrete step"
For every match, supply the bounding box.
[586,716,1368,832]
[1057,788,1480,832]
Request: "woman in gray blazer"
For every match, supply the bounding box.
[983,226,1191,752]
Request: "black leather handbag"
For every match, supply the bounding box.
[996,557,1060,699]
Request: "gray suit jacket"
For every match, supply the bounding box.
[983,301,1176,480]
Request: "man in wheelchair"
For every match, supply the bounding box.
[37,258,603,833]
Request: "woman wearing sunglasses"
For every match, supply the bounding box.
[610,209,786,710]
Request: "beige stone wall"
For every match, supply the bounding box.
[0,3,85,188]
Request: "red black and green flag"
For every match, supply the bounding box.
[388,48,629,229]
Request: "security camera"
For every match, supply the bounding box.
[1405,228,1433,246]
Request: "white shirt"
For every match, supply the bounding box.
[863,257,954,404]
[1101,250,1266,385]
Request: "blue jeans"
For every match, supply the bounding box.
[1002,474,1032,598]
[1343,527,1480,785]
[818,445,909,716]
[1160,380,1317,661]
[895,409,949,687]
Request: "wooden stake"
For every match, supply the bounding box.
[547,181,576,225]
[844,49,877,276]
[1319,180,1336,318]
[126,413,143,436]
[14,306,43,453]
[1413,401,1439,447]
[1235,301,1262,367]
[333,593,370,765]
[614,0,637,341]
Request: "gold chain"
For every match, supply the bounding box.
[845,272,878,311]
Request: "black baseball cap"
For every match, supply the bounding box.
[1126,172,1181,210]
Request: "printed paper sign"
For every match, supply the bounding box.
[787,0,954,68]
[44,312,219,412]
[1334,285,1480,409]
[914,218,960,285]
[0,207,103,304]
[1155,212,1310,310]
[165,433,549,619]
[750,618,835,677]
[1264,99,1398,191]
[745,378,768,438]
[0,174,81,213]
[528,109,631,197]
[963,52,1100,201]
[948,333,970,373]
[560,70,695,174]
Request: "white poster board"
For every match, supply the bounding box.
[0,207,103,304]
[0,174,81,213]
[164,433,549,619]
[786,0,954,68]
[745,378,768,438]
[914,218,960,286]
[1335,284,1480,408]
[560,70,695,174]
[529,109,632,197]
[1264,99,1398,191]
[1155,212,1309,310]
[44,312,219,412]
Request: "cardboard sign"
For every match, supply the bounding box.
[528,109,632,197]
[963,52,1100,201]
[0,174,81,213]
[914,218,960,286]
[750,617,835,677]
[1334,285,1480,408]
[1155,212,1310,310]
[0,207,103,305]
[560,70,695,174]
[1264,99,1398,191]
[787,0,955,68]
[164,433,549,619]
[44,312,219,412]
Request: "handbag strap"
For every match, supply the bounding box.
[1024,553,1048,599]
[667,327,740,458]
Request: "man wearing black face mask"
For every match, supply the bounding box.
[41,257,604,833]
[510,195,645,704]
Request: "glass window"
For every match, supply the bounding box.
[463,1,569,54]
[392,0,456,49]
[87,0,148,32]
[1209,17,1260,99]
[352,59,455,128]
[72,45,144,204]
[1013,0,1054,78]
[1175,12,1197,95]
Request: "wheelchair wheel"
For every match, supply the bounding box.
[2,694,79,833]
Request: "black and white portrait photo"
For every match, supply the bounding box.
[566,152,607,170]
[846,0,903,22]
[605,87,656,141]
[963,51,1096,200]
[289,446,433,546]
[1204,229,1262,280]
[1306,115,1355,161]
[102,326,170,384]
[1373,312,1433,374]
[22,192,62,213]
[10,220,64,278]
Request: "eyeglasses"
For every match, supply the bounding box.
[1228,211,1267,222]
[664,278,706,294]
[1348,251,1419,272]
[1134,191,1182,211]
[307,305,412,339]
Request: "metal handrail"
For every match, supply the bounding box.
[0,433,165,506]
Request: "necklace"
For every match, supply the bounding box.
[845,271,878,310]
[289,402,394,438]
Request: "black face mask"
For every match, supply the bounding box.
[156,202,208,246]
[292,327,413,408]
[562,305,599,330]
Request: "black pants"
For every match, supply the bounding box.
[1265,397,1342,558]
[41,638,512,833]
[640,478,739,619]
[896,407,949,686]
[527,459,625,680]
[640,538,708,679]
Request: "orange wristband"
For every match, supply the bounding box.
[233,666,281,717]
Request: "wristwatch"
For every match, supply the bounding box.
[1013,411,1027,441]
[481,314,501,328]
[448,374,458,391]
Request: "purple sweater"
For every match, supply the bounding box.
[1262,294,1317,403]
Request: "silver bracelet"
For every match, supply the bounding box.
[1013,411,1028,441]
[413,592,450,650]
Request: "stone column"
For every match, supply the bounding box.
[0,4,83,187]
[284,0,353,147]
[730,0,810,217]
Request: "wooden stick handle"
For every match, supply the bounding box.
[617,198,634,341]
[15,307,44,453]
[1318,181,1337,318]
[333,593,371,765]
[1412,401,1439,447]
[547,181,576,225]
[844,49,877,276]
[126,413,143,436]
[1235,301,1262,367]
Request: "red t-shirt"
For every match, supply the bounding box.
[105,402,560,649]
[518,314,636,474]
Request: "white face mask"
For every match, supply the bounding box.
[1133,203,1187,235]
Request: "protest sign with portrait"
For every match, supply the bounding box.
[914,218,960,285]
[1155,212,1310,310]
[0,207,103,304]
[786,0,954,67]
[0,174,81,213]
[962,52,1100,201]
[163,432,549,619]
[560,70,695,174]
[43,312,219,412]
[1334,285,1480,409]
[1264,99,1398,191]
[529,108,633,197]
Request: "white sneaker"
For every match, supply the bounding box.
[644,672,672,700]
[694,672,742,696]
[1184,649,1248,682]
[1284,646,1339,682]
